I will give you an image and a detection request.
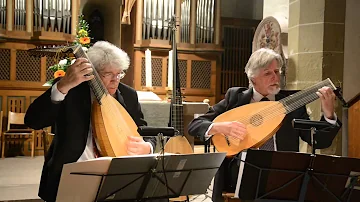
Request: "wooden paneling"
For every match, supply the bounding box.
[133,49,219,105]
[7,96,25,113]
[0,43,53,91]
[348,100,360,158]
[0,42,65,157]
[191,60,211,89]
[0,0,79,156]
[16,50,41,81]
[219,18,260,99]
[0,49,11,80]
[0,89,48,157]
[30,96,38,104]
[0,90,45,112]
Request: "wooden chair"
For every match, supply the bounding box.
[1,111,35,158]
[41,127,54,156]
[222,192,242,202]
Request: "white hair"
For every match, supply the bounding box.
[86,41,130,72]
[244,48,283,86]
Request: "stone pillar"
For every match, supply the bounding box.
[263,0,289,88]
[263,0,289,33]
[288,0,345,155]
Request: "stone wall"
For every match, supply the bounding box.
[288,0,345,155]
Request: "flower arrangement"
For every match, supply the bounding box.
[44,14,91,86]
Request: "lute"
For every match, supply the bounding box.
[164,15,193,155]
[162,14,193,202]
[212,78,337,157]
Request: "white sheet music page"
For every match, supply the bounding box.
[234,151,248,198]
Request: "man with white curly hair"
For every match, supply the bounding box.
[188,48,342,202]
[25,41,155,202]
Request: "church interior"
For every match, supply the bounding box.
[0,0,359,201]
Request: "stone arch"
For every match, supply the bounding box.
[88,9,104,43]
[80,0,122,47]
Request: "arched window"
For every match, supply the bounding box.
[89,9,104,43]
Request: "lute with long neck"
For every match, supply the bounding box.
[72,45,108,103]
[170,16,184,138]
[212,78,337,157]
[164,15,193,155]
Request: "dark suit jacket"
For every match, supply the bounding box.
[188,87,341,202]
[25,81,155,202]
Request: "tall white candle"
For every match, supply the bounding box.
[145,49,152,87]
[167,50,173,90]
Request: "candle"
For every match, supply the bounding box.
[167,50,173,90]
[145,49,152,87]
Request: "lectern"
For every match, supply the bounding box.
[56,152,226,202]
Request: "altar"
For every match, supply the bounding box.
[139,101,209,148]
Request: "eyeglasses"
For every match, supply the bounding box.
[100,71,126,80]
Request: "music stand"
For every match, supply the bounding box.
[292,119,336,155]
[234,149,360,202]
[57,152,226,202]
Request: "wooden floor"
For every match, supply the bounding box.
[0,145,214,202]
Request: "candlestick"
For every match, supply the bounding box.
[145,49,152,87]
[167,50,173,90]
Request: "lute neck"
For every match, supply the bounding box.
[170,15,184,136]
[279,78,336,114]
[73,45,108,104]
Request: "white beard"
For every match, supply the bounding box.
[268,86,280,95]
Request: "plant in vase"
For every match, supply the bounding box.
[44,14,91,86]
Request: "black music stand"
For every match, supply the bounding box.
[70,152,226,202]
[235,149,360,202]
[292,119,337,155]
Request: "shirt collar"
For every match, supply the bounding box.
[252,88,276,102]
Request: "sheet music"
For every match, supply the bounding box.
[234,151,247,198]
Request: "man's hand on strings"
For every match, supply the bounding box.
[57,58,94,94]
[209,121,247,140]
[126,136,151,155]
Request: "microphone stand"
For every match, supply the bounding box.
[310,126,317,155]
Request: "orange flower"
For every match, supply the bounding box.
[79,37,90,44]
[54,70,66,78]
